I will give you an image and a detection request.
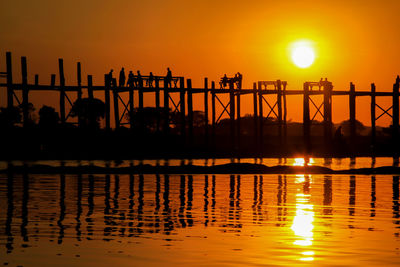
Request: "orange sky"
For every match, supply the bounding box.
[1,0,400,126]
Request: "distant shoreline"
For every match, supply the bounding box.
[2,163,400,175]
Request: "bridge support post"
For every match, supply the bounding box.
[104,74,111,130]
[349,82,356,155]
[324,81,333,152]
[6,52,13,109]
[303,82,311,154]
[258,82,263,155]
[21,57,29,127]
[58,59,66,124]
[204,78,209,149]
[371,83,376,154]
[253,82,258,155]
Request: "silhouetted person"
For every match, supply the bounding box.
[221,74,228,88]
[166,67,172,88]
[119,68,126,87]
[147,72,154,88]
[127,71,135,87]
[237,72,242,89]
[137,71,143,88]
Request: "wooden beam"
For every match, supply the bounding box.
[113,85,120,129]
[129,80,134,129]
[229,80,235,153]
[277,80,283,149]
[393,76,399,156]
[324,81,333,151]
[258,82,263,155]
[236,82,241,152]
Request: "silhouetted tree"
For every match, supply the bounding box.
[70,98,105,129]
[340,119,365,136]
[19,102,36,126]
[39,105,59,129]
[0,106,21,128]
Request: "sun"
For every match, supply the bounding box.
[291,41,315,68]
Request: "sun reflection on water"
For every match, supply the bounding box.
[291,175,315,262]
[293,157,315,166]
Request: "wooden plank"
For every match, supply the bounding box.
[77,62,82,100]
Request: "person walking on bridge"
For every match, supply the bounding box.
[119,67,126,87]
[166,67,172,88]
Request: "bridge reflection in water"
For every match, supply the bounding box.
[0,173,400,265]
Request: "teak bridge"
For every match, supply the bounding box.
[0,52,399,155]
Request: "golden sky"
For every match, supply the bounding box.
[1,0,400,126]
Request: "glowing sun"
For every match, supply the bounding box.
[291,41,315,68]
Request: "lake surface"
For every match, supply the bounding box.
[1,165,400,265]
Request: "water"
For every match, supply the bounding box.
[0,156,398,170]
[1,171,400,266]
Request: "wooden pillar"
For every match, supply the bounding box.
[393,76,400,155]
[204,78,209,148]
[349,82,356,154]
[77,62,82,127]
[180,77,186,138]
[283,82,288,152]
[229,80,235,152]
[323,81,333,151]
[187,79,193,146]
[163,78,170,135]
[277,80,283,149]
[51,74,56,88]
[6,52,13,108]
[58,59,66,124]
[77,62,82,100]
[253,82,258,154]
[113,85,120,129]
[211,81,216,150]
[155,79,160,132]
[87,75,93,99]
[236,83,241,152]
[21,57,29,127]
[129,81,134,129]
[303,82,311,154]
[371,83,376,153]
[104,74,111,130]
[258,82,263,155]
[35,74,38,86]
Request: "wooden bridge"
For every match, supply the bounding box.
[1,52,399,155]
